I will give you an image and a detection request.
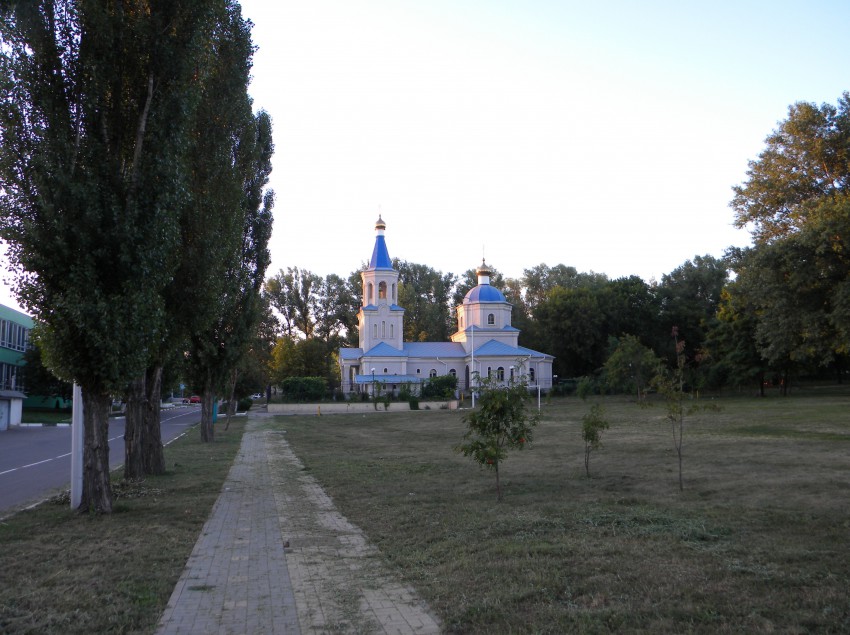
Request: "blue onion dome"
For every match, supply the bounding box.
[464,259,506,302]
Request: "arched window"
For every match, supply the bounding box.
[392,283,396,302]
[390,324,394,339]
[529,367,536,383]
[430,369,437,378]
[459,315,463,328]
[487,366,492,378]
[497,367,505,381]
[378,281,387,299]
[416,368,421,374]
[449,368,457,377]
[509,367,515,381]
[367,282,373,304]
[383,368,388,374]
[373,324,378,339]
[382,321,386,338]
[487,313,495,325]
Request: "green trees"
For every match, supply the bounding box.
[727,93,850,388]
[0,1,223,512]
[603,335,662,400]
[457,376,540,502]
[395,260,456,343]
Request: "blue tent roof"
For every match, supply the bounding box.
[363,341,407,357]
[369,235,393,270]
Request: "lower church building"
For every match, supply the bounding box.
[339,217,554,395]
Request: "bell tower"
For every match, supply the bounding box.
[358,216,404,351]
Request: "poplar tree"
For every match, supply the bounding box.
[0,1,216,512]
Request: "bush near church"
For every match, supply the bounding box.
[421,374,457,399]
[279,377,328,402]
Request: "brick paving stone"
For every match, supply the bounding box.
[156,416,440,634]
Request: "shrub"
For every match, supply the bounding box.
[279,377,328,402]
[421,374,457,399]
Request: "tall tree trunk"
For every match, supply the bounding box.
[200,378,215,442]
[80,389,113,513]
[224,367,238,431]
[142,365,165,474]
[123,374,146,480]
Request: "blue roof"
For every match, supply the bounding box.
[363,341,407,357]
[369,235,393,270]
[403,342,467,357]
[474,339,553,359]
[464,284,506,303]
[339,347,363,360]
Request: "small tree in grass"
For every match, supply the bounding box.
[653,326,718,491]
[582,403,608,477]
[456,375,540,502]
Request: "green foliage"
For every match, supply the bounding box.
[395,260,457,342]
[237,397,253,412]
[456,376,540,501]
[279,377,328,402]
[369,381,392,410]
[581,403,609,477]
[19,329,73,402]
[731,92,850,243]
[399,383,420,409]
[421,374,457,399]
[603,335,662,400]
[576,376,599,400]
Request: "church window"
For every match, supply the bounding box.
[497,367,505,381]
[430,369,437,378]
[382,321,386,338]
[487,313,495,325]
[449,368,457,377]
[529,367,535,383]
[487,366,492,378]
[373,324,377,339]
[390,324,393,338]
[367,283,373,303]
[379,281,387,299]
[392,283,396,302]
[510,367,515,381]
[384,368,388,373]
[416,368,421,374]
[459,315,463,328]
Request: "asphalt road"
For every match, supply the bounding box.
[0,405,202,516]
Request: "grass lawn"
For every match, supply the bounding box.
[20,409,72,424]
[0,419,245,635]
[278,391,850,633]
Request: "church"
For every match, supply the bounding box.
[338,217,554,396]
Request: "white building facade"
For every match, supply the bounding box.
[339,217,554,395]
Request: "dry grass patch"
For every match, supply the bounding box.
[0,420,245,635]
[278,394,850,633]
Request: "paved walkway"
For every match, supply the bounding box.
[156,416,440,634]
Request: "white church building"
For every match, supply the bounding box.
[339,217,554,395]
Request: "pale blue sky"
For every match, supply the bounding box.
[238,0,849,286]
[2,1,848,312]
